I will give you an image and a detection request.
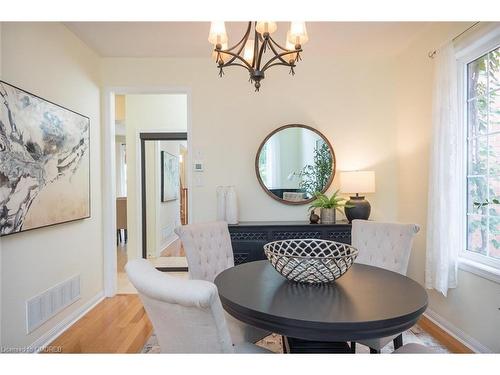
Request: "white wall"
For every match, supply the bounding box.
[395,22,500,352]
[115,135,126,196]
[124,94,187,260]
[102,56,399,231]
[145,141,157,257]
[0,23,103,348]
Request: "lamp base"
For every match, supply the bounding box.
[344,196,371,223]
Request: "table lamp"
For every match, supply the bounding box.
[340,171,375,222]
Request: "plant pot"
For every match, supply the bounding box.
[320,208,336,224]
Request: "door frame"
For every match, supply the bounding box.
[103,86,192,297]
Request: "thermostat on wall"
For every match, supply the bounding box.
[193,161,204,172]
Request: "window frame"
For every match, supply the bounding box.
[456,26,500,281]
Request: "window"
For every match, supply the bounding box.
[465,45,500,267]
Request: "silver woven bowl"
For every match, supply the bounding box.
[263,239,358,284]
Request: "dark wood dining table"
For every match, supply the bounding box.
[214,260,428,353]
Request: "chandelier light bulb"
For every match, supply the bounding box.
[208,21,228,45]
[285,32,297,63]
[256,21,277,35]
[243,39,255,65]
[288,22,309,46]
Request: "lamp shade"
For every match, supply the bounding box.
[340,171,375,194]
[256,21,277,34]
[208,21,228,45]
[243,39,255,64]
[287,22,309,46]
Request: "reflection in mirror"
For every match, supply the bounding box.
[143,139,188,270]
[256,125,335,204]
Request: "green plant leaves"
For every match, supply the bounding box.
[309,189,348,210]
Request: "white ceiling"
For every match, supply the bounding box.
[65,22,433,58]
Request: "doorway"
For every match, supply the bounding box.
[103,87,192,297]
[140,132,189,272]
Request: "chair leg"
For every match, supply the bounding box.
[281,336,290,354]
[117,229,121,244]
[393,334,403,350]
[124,229,128,243]
[350,342,356,353]
[370,347,380,354]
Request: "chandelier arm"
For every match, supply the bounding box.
[255,37,269,70]
[221,62,253,70]
[220,22,252,66]
[265,41,301,66]
[252,23,260,68]
[218,49,254,71]
[261,62,296,71]
[267,35,295,52]
[261,50,300,72]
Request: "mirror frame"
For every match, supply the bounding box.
[254,124,336,205]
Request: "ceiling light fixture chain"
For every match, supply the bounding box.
[208,21,308,91]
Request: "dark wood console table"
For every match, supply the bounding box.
[228,221,351,265]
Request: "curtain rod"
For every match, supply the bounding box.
[428,22,480,59]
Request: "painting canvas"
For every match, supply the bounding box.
[0,81,90,236]
[161,151,179,202]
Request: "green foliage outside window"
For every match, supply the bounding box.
[467,46,500,258]
[293,143,333,198]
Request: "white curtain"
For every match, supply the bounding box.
[425,42,461,297]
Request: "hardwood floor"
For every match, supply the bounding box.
[48,295,152,353]
[47,294,472,354]
[418,315,473,353]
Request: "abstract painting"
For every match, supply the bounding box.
[161,151,179,202]
[0,81,90,236]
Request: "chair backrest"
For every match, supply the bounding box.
[125,259,234,353]
[116,197,127,229]
[351,220,420,275]
[174,221,234,282]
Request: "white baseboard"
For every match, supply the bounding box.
[424,308,493,353]
[30,291,104,353]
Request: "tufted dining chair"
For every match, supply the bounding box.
[175,221,235,283]
[125,259,272,353]
[174,221,270,344]
[350,219,420,353]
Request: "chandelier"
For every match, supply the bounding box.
[208,21,309,91]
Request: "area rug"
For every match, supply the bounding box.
[142,324,450,354]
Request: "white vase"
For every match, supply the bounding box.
[225,186,239,225]
[216,186,227,221]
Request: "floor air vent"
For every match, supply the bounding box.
[26,275,81,334]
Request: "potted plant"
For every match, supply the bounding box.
[309,190,350,224]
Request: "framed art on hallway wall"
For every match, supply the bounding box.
[160,151,179,202]
[0,80,91,237]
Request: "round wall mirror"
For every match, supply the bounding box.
[255,124,336,205]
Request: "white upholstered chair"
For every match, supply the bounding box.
[351,219,420,353]
[125,259,272,353]
[174,221,270,344]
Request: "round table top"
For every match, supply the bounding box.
[214,260,428,341]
